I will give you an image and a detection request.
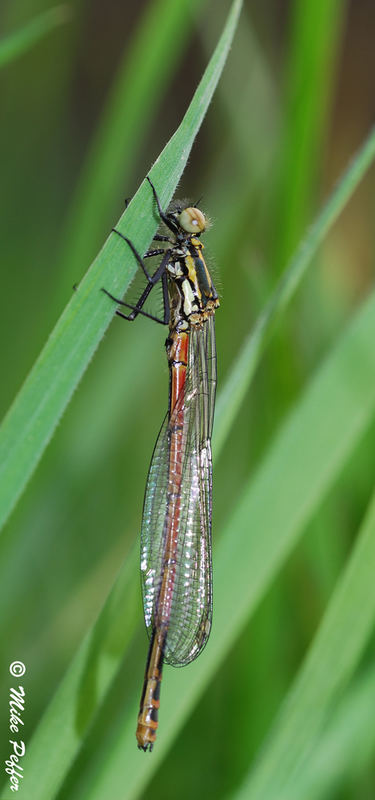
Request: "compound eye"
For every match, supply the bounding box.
[178,207,206,233]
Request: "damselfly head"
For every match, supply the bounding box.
[177,206,207,234]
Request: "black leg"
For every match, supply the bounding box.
[116,309,167,324]
[102,246,171,324]
[147,176,179,236]
[161,270,169,325]
[104,178,177,326]
[144,248,166,259]
[112,229,168,272]
[102,289,169,325]
[112,227,172,284]
[153,234,172,242]
[112,228,155,281]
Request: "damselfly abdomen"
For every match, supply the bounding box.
[103,178,219,751]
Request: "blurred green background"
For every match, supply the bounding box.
[1,0,375,798]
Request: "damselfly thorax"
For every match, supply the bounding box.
[166,238,219,331]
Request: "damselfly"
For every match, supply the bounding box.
[103,178,219,751]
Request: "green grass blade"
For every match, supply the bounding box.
[59,0,209,286]
[0,6,69,69]
[0,0,242,535]
[4,546,139,800]
[277,666,375,800]
[5,101,375,800]
[214,124,375,455]
[273,0,347,272]
[39,283,375,800]
[236,485,375,800]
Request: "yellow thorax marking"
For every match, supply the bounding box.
[186,254,199,287]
